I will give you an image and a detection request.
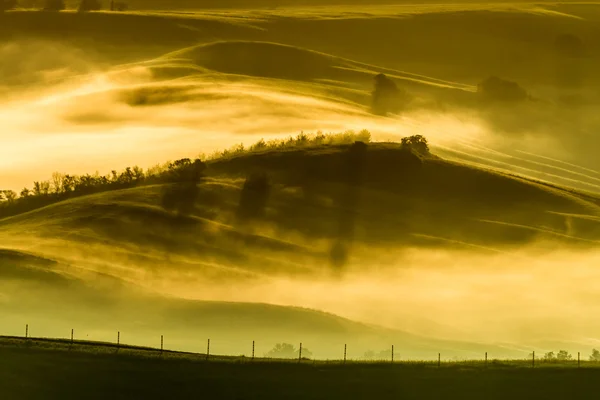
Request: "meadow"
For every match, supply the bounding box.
[2,336,600,400]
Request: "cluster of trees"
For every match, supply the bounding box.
[1,0,128,12]
[362,349,393,361]
[264,343,313,360]
[1,131,431,220]
[536,349,600,362]
[209,130,372,160]
[0,158,205,219]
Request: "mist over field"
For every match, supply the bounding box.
[2,2,600,360]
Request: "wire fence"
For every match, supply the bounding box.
[3,323,600,369]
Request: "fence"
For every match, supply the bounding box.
[5,323,598,368]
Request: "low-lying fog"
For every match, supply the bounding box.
[2,40,600,359]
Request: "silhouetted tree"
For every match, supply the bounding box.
[477,76,528,103]
[265,343,312,359]
[556,350,572,361]
[401,135,430,156]
[78,0,101,11]
[543,351,556,361]
[0,190,17,203]
[590,349,600,362]
[237,171,271,220]
[554,33,586,59]
[43,0,65,10]
[371,73,407,116]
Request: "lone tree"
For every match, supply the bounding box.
[590,349,600,362]
[477,76,528,103]
[554,33,586,59]
[78,0,102,11]
[401,134,430,156]
[265,343,312,359]
[237,171,271,221]
[371,73,407,116]
[43,0,65,11]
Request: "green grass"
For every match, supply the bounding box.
[2,336,600,400]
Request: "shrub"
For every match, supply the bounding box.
[78,0,101,12]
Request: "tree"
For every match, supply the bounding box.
[51,172,64,194]
[555,33,586,59]
[1,190,17,203]
[265,343,312,359]
[477,76,528,103]
[20,188,30,198]
[43,0,65,10]
[557,350,572,361]
[590,349,600,362]
[237,171,271,220]
[78,0,101,11]
[401,134,430,156]
[265,343,296,359]
[371,73,408,116]
[543,351,556,361]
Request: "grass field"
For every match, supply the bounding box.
[1,336,600,400]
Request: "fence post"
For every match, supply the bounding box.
[25,324,28,339]
[392,345,394,364]
[532,351,535,368]
[344,344,347,364]
[578,352,580,368]
[252,341,255,361]
[71,329,74,345]
[206,339,210,361]
[485,352,487,367]
[161,335,164,355]
[117,331,120,352]
[299,343,303,362]
[438,353,441,368]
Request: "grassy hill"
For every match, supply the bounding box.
[4,5,600,83]
[4,4,600,86]
[2,142,599,356]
